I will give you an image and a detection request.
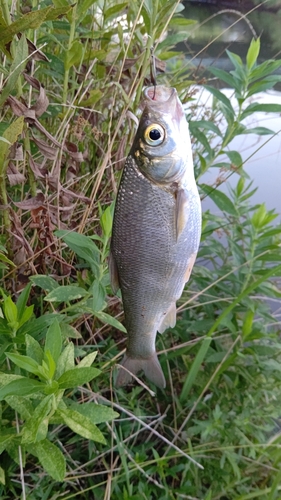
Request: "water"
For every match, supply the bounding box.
[181,0,281,220]
[196,88,281,221]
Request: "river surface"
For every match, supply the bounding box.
[181,0,281,221]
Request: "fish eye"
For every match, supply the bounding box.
[144,124,165,146]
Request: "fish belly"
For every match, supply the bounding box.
[111,156,201,388]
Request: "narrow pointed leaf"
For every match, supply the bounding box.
[77,351,98,368]
[68,402,119,424]
[56,342,75,379]
[57,367,101,388]
[56,408,106,443]
[0,378,44,401]
[22,395,54,444]
[45,319,62,364]
[201,184,237,216]
[246,37,260,70]
[33,439,66,481]
[6,353,41,376]
[44,285,88,303]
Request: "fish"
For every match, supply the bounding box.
[110,85,201,389]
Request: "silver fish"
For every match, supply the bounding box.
[110,85,201,389]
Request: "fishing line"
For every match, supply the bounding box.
[150,46,157,99]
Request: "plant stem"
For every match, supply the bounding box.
[62,3,77,104]
[24,133,37,197]
[0,169,11,235]
[1,0,11,25]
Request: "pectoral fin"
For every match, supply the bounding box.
[175,188,189,240]
[109,251,120,294]
[158,302,177,334]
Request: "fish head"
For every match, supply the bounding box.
[131,85,193,186]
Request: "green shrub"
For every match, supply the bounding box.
[1,1,281,498]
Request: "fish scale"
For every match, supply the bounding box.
[110,85,201,388]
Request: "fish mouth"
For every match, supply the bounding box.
[144,85,184,121]
[144,85,176,103]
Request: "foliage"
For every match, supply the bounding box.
[0,0,281,499]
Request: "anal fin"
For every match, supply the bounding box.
[158,302,177,334]
[184,252,197,283]
[109,250,120,294]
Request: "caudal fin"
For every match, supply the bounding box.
[116,352,166,389]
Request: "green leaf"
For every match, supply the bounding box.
[57,366,101,388]
[55,230,100,275]
[0,36,28,106]
[207,67,239,91]
[22,395,54,444]
[17,313,65,338]
[242,310,255,339]
[189,120,222,138]
[18,305,34,328]
[246,37,260,70]
[223,150,243,168]
[5,395,33,420]
[25,334,44,365]
[100,204,113,238]
[181,338,212,401]
[252,203,267,229]
[44,351,56,380]
[261,359,281,372]
[94,311,127,333]
[60,323,82,339]
[0,116,24,170]
[80,89,103,107]
[68,402,119,423]
[65,40,83,70]
[0,373,23,385]
[201,185,237,216]
[249,59,281,83]
[206,351,226,363]
[29,275,59,293]
[247,76,281,97]
[240,103,281,121]
[0,5,72,46]
[181,263,281,401]
[33,439,66,481]
[0,465,5,485]
[45,319,62,365]
[242,127,275,136]
[104,2,128,22]
[16,283,32,321]
[44,285,88,303]
[226,50,244,77]
[0,430,16,455]
[189,126,213,155]
[0,252,15,268]
[56,408,106,443]
[45,5,73,21]
[91,280,106,312]
[6,353,41,376]
[3,296,18,326]
[56,342,75,379]
[0,378,44,401]
[204,85,235,115]
[77,351,97,368]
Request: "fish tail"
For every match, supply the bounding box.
[116,353,166,389]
